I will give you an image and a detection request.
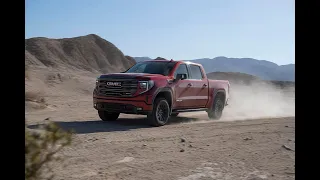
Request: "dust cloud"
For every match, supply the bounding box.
[222,81,295,120]
[180,81,295,123]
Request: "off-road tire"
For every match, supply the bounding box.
[207,94,225,120]
[98,111,120,121]
[171,112,179,117]
[147,98,170,126]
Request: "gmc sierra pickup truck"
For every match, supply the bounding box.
[93,60,230,126]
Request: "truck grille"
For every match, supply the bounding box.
[97,79,138,97]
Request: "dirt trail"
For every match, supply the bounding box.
[25,67,295,180]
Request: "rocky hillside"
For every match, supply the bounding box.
[25,34,135,73]
[192,57,294,82]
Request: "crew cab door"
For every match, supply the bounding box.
[172,64,195,109]
[187,64,209,108]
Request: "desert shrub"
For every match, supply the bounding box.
[25,122,72,180]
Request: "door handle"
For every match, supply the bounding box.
[203,84,207,87]
[187,83,192,87]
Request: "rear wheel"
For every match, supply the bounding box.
[147,98,170,126]
[207,94,225,120]
[98,111,120,121]
[171,112,179,117]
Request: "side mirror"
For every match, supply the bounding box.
[176,73,187,81]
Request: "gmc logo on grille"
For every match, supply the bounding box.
[106,82,122,87]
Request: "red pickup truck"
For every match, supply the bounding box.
[93,60,230,126]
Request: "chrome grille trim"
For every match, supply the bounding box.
[97,79,138,97]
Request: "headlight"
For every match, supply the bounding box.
[96,78,99,86]
[138,80,154,94]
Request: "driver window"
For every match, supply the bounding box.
[174,64,189,79]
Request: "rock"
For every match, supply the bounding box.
[243,137,252,141]
[180,149,185,152]
[180,138,186,143]
[188,144,193,148]
[288,139,295,143]
[57,73,62,81]
[247,174,267,180]
[44,117,50,121]
[142,144,147,147]
[285,125,289,127]
[282,145,294,151]
[40,97,45,103]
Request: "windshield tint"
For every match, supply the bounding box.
[125,61,176,75]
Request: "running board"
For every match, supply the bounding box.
[172,108,208,113]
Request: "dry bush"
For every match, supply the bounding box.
[25,122,72,180]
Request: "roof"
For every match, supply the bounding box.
[142,59,202,66]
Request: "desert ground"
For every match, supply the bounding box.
[25,67,295,180]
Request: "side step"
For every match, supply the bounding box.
[172,108,208,113]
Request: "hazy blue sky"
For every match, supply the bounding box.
[26,0,295,65]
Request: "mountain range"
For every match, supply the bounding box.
[134,57,294,81]
[25,34,294,82]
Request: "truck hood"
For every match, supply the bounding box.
[99,73,164,80]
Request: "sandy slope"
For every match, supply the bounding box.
[25,67,295,180]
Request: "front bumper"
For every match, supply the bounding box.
[93,97,153,115]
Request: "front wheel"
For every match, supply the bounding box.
[98,111,120,121]
[207,94,225,120]
[147,98,170,126]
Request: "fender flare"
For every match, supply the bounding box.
[152,87,174,109]
[152,87,173,104]
[212,89,226,105]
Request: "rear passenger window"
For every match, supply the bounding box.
[190,65,203,79]
[174,64,189,79]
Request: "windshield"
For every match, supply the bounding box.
[125,61,177,75]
